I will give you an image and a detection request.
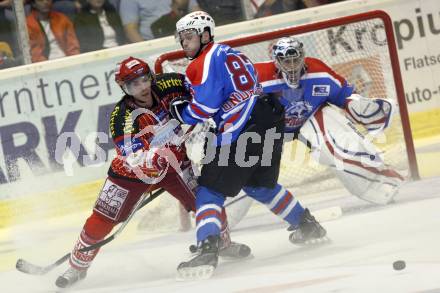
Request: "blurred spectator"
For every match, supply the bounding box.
[0,1,14,44]
[26,0,80,62]
[0,0,11,10]
[151,0,189,39]
[197,0,244,26]
[74,0,126,53]
[0,41,18,69]
[0,0,14,21]
[52,0,81,19]
[1,0,20,63]
[119,0,198,42]
[255,0,326,18]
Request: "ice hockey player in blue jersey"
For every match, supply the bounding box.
[255,37,404,206]
[170,12,327,280]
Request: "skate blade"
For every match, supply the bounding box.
[219,248,253,261]
[290,236,331,246]
[176,265,215,281]
[219,254,254,261]
[301,236,331,246]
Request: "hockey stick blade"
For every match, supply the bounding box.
[313,206,342,223]
[15,189,164,276]
[16,253,70,275]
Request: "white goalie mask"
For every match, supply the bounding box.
[272,37,305,88]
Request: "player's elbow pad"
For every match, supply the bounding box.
[344,93,395,135]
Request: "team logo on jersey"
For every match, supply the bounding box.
[116,137,143,156]
[94,181,129,220]
[284,101,313,129]
[312,85,330,96]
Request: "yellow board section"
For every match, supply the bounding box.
[0,108,439,229]
[0,180,103,229]
[409,108,440,139]
[409,108,440,178]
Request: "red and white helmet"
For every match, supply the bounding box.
[115,57,153,96]
[115,56,151,84]
[176,11,215,39]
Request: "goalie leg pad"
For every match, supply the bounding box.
[300,106,404,205]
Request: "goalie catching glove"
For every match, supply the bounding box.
[344,93,395,136]
[169,96,191,124]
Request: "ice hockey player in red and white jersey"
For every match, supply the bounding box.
[55,56,250,288]
[255,37,405,205]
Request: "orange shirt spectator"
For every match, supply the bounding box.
[26,0,80,62]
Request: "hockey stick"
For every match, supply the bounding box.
[312,206,343,223]
[16,188,165,276]
[15,121,207,275]
[224,193,248,208]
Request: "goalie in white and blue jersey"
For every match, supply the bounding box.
[255,37,405,206]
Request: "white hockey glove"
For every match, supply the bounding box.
[344,94,395,136]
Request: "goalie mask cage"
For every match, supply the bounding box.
[155,10,419,196]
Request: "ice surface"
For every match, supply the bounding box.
[1,177,439,293]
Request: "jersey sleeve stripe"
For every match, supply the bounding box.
[192,98,218,113]
[189,103,211,118]
[220,102,245,119]
[201,44,218,84]
[219,111,241,132]
[187,106,207,120]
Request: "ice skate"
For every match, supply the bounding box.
[55,266,87,288]
[190,241,252,259]
[288,208,328,245]
[177,235,219,281]
[219,241,251,259]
